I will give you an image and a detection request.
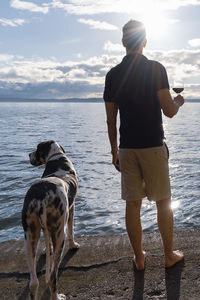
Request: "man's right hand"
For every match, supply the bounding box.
[157,88,184,118]
[174,94,184,107]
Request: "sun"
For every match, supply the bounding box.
[143,16,167,39]
[140,8,168,39]
[118,0,173,40]
[124,0,169,40]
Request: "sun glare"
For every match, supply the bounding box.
[126,0,169,40]
[140,8,168,39]
[144,16,167,39]
[119,0,173,40]
[171,200,180,210]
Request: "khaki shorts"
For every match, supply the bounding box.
[119,144,171,202]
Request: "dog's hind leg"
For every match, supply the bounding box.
[24,218,41,300]
[49,228,66,300]
[67,205,80,249]
[43,227,53,285]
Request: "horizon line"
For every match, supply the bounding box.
[0,98,199,103]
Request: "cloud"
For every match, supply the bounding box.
[0,49,200,99]
[0,54,15,61]
[188,39,200,47]
[10,0,200,16]
[184,83,200,99]
[0,54,113,98]
[51,0,200,15]
[103,41,124,53]
[146,50,200,99]
[153,0,200,10]
[78,18,118,30]
[0,18,26,27]
[10,0,49,14]
[0,80,103,99]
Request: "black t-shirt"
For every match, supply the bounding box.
[104,54,169,148]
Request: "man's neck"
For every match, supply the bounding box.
[126,48,143,55]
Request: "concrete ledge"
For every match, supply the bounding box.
[0,229,200,299]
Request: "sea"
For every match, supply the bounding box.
[0,100,200,242]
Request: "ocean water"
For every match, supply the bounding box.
[0,102,199,242]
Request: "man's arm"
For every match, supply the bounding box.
[105,102,120,171]
[157,88,184,118]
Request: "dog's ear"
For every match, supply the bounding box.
[59,144,65,153]
[37,141,54,158]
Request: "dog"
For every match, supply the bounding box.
[22,140,80,300]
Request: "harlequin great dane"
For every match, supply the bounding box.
[22,140,80,300]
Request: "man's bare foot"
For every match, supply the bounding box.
[133,251,146,271]
[165,250,184,268]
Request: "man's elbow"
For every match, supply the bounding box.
[163,107,178,118]
[163,111,176,118]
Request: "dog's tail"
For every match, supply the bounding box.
[40,207,51,284]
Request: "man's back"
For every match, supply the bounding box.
[104,53,169,148]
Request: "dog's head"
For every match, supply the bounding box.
[29,140,65,166]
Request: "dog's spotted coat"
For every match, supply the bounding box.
[22,141,79,300]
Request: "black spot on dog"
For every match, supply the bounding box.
[39,206,43,216]
[35,150,42,165]
[51,222,61,233]
[32,241,36,256]
[54,197,60,209]
[29,205,35,215]
[61,240,65,251]
[59,204,64,216]
[22,181,57,211]
[22,211,28,232]
[36,140,55,162]
[42,156,75,178]
[68,179,77,208]
[47,214,59,228]
[29,221,36,240]
[50,271,57,293]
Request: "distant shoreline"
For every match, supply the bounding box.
[0,98,104,103]
[0,98,199,103]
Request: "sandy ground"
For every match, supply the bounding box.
[0,229,200,299]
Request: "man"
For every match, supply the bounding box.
[104,20,184,270]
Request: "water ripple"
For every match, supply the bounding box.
[0,102,200,241]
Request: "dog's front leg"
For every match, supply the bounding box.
[68,205,80,249]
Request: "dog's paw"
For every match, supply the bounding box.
[69,240,80,250]
[57,293,66,300]
[51,293,66,300]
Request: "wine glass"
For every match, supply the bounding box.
[172,80,184,94]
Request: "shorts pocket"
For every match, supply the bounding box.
[152,145,169,161]
[163,142,169,159]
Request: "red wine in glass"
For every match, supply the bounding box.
[172,87,184,94]
[172,81,184,94]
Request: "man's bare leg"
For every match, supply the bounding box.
[126,200,146,270]
[156,198,184,268]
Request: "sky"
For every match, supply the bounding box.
[0,0,200,99]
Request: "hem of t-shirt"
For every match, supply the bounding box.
[119,142,164,149]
